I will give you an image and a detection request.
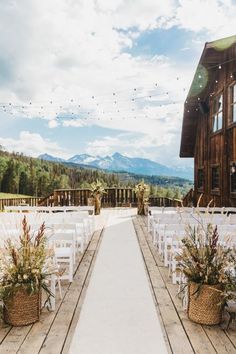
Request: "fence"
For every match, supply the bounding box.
[0,188,182,210]
[0,197,42,211]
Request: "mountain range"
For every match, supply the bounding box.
[38,152,193,180]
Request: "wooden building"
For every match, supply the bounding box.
[180,35,236,207]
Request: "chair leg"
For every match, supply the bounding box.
[172,260,177,284]
[69,258,73,282]
[50,274,56,311]
[57,276,62,299]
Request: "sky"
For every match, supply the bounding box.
[0,0,236,168]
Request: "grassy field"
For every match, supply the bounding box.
[0,193,33,199]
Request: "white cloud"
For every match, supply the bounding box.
[48,119,58,128]
[0,0,235,167]
[0,131,69,158]
[175,0,236,38]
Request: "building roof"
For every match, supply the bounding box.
[179,35,236,158]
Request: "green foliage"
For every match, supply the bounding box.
[0,149,192,199]
[0,150,120,197]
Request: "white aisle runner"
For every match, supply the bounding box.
[69,210,168,354]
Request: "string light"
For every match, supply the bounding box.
[0,53,234,123]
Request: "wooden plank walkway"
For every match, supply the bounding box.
[133,216,236,354]
[1,210,236,354]
[68,211,168,354]
[0,216,106,354]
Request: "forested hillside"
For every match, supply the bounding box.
[0,147,192,199]
[0,148,119,197]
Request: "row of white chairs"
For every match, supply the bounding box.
[148,207,236,234]
[0,209,96,310]
[148,208,236,286]
[4,205,94,213]
[148,206,236,215]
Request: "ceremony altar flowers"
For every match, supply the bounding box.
[0,216,55,326]
[134,180,150,215]
[90,180,106,215]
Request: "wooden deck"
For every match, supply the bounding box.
[0,218,105,354]
[1,211,236,354]
[134,216,236,354]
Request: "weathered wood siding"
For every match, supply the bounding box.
[194,48,236,207]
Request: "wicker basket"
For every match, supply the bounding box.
[3,289,41,326]
[188,282,223,325]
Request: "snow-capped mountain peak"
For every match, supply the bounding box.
[38,152,193,180]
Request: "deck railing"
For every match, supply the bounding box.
[182,188,194,207]
[39,188,182,208]
[0,188,182,210]
[0,197,42,211]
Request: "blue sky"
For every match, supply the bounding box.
[0,0,235,168]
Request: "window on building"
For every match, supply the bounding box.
[211,166,220,190]
[229,84,236,124]
[230,162,236,192]
[212,93,223,132]
[197,169,204,189]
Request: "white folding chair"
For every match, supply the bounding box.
[50,230,74,283]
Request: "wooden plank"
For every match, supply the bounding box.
[139,216,236,354]
[0,245,86,354]
[38,228,103,354]
[133,218,194,354]
[0,323,11,344]
[139,219,216,354]
[158,267,216,354]
[203,326,236,353]
[61,227,104,353]
[0,326,32,354]
[0,218,105,354]
[225,329,236,348]
[16,286,68,354]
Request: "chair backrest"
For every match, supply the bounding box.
[52,223,76,232]
[229,214,236,225]
[163,207,177,213]
[148,206,164,215]
[178,207,194,214]
[164,224,185,240]
[158,214,180,224]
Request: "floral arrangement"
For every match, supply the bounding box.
[0,216,54,302]
[90,180,107,215]
[90,179,106,197]
[177,223,236,299]
[134,180,150,215]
